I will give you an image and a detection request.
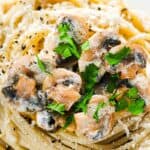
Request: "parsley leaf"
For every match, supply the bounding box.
[58,23,70,37]
[126,87,138,99]
[109,87,145,115]
[106,74,119,93]
[115,98,128,112]
[55,23,80,59]
[81,41,90,51]
[55,43,72,58]
[36,55,50,74]
[47,102,65,115]
[93,102,106,122]
[82,64,99,92]
[109,92,119,106]
[128,98,145,115]
[74,90,93,113]
[74,64,99,113]
[105,47,131,65]
[63,114,74,129]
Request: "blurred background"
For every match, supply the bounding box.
[125,0,150,13]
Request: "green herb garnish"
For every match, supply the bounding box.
[47,102,65,115]
[126,87,138,99]
[58,23,70,37]
[109,92,119,106]
[82,64,99,92]
[93,102,106,122]
[115,98,128,112]
[81,41,90,51]
[128,98,145,115]
[106,74,119,93]
[36,55,50,74]
[74,90,93,113]
[109,86,145,115]
[63,114,74,129]
[74,64,99,113]
[55,23,80,59]
[105,47,131,65]
[55,43,72,58]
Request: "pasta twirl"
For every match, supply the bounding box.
[0,0,150,149]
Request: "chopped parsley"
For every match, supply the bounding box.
[55,23,80,59]
[105,46,131,65]
[82,64,99,92]
[109,87,145,115]
[55,43,72,58]
[36,55,50,74]
[126,87,138,99]
[74,64,99,113]
[93,102,106,122]
[47,102,65,115]
[115,98,128,112]
[74,90,93,113]
[81,41,90,51]
[109,92,119,106]
[128,98,145,115]
[58,23,70,37]
[63,114,74,129]
[106,74,119,93]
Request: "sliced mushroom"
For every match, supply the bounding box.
[60,15,91,44]
[43,68,82,110]
[102,37,121,50]
[15,76,36,99]
[105,44,147,80]
[16,96,44,112]
[36,110,57,131]
[2,86,16,99]
[74,95,115,141]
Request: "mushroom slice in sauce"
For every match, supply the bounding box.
[16,76,36,99]
[114,44,146,80]
[36,110,57,131]
[43,68,82,110]
[60,15,91,44]
[74,95,115,141]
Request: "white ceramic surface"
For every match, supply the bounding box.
[124,0,150,13]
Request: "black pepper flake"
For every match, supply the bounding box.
[29,35,32,39]
[6,145,11,150]
[36,6,42,10]
[97,7,101,11]
[40,17,44,21]
[52,139,56,143]
[2,69,5,74]
[21,44,26,50]
[32,45,35,48]
[14,40,18,44]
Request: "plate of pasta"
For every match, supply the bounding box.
[0,0,150,150]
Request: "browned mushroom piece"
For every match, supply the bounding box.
[74,95,115,141]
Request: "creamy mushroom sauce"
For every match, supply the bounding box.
[1,1,149,142]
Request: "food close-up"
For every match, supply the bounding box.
[0,0,150,149]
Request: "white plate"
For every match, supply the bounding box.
[124,0,150,13]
